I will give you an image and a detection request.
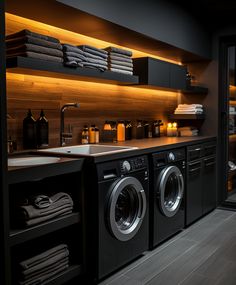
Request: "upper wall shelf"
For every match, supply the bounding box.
[6,57,139,85]
[181,85,208,94]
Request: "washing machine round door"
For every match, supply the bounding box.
[158,165,184,217]
[108,176,147,242]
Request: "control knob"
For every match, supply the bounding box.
[168,152,175,161]
[121,160,131,172]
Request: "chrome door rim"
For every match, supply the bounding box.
[158,165,184,217]
[108,176,147,241]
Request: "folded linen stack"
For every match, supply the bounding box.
[6,29,63,63]
[19,244,69,285]
[78,45,108,71]
[104,46,133,75]
[62,43,86,67]
[174,104,204,114]
[178,126,199,137]
[16,192,74,227]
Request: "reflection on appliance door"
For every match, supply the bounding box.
[158,165,184,218]
[108,176,147,242]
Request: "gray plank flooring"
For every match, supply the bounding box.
[99,209,236,285]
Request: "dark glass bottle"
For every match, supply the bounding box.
[125,121,132,140]
[36,110,49,148]
[152,120,163,138]
[23,109,37,149]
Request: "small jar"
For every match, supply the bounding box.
[103,121,112,130]
[89,125,96,143]
[81,125,89,144]
[117,121,125,142]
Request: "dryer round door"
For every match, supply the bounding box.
[108,176,147,242]
[158,165,184,217]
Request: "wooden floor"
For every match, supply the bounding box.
[99,209,236,285]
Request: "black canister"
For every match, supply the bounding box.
[135,120,144,139]
[23,109,37,149]
[36,109,49,148]
[125,121,132,140]
[152,120,163,138]
[143,121,149,138]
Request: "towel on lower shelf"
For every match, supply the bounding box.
[16,192,74,226]
[19,244,69,285]
[178,126,199,137]
[174,104,204,114]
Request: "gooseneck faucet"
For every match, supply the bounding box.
[60,103,80,146]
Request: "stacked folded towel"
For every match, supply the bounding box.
[78,45,108,71]
[178,126,199,137]
[174,104,204,114]
[104,46,133,75]
[6,29,63,63]
[16,192,73,226]
[19,244,69,285]
[62,44,86,67]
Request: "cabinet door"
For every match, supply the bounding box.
[186,160,202,226]
[170,64,187,90]
[202,156,216,214]
[148,58,170,87]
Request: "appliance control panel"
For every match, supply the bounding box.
[167,148,185,162]
[120,156,147,173]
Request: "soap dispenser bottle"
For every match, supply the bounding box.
[36,109,49,148]
[23,109,37,149]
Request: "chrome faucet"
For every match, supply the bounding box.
[60,103,80,146]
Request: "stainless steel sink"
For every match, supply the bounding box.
[8,156,61,167]
[38,144,138,156]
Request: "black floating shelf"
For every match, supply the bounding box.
[6,56,139,85]
[182,85,208,94]
[169,114,205,120]
[9,212,80,246]
[43,264,82,285]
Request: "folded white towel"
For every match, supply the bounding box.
[178,104,203,108]
[174,110,203,114]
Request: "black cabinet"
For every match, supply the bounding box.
[133,57,187,90]
[186,140,216,226]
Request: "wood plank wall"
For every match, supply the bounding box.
[6,13,178,149]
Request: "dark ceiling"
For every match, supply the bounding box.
[173,0,236,31]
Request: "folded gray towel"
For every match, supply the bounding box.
[20,244,68,270]
[109,52,132,59]
[6,35,62,50]
[7,43,63,58]
[109,59,133,68]
[83,62,108,71]
[78,45,108,59]
[83,51,107,61]
[105,46,132,57]
[20,262,69,285]
[109,54,133,63]
[110,68,133,75]
[109,63,133,72]
[85,57,107,66]
[7,52,63,63]
[63,51,86,61]
[63,55,83,63]
[62,44,84,55]
[64,61,83,68]
[21,257,69,281]
[6,29,60,43]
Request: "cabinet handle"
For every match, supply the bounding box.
[204,161,215,167]
[189,148,201,153]
[188,161,201,167]
[189,167,201,173]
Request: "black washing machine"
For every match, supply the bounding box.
[150,148,185,249]
[84,155,149,283]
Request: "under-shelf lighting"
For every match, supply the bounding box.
[5,13,182,65]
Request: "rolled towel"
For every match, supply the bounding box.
[7,51,63,63]
[7,43,63,58]
[6,35,63,50]
[19,244,68,270]
[78,45,108,59]
[104,46,132,57]
[6,29,60,43]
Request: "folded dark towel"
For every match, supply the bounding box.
[7,51,63,63]
[109,59,133,68]
[63,51,86,61]
[85,57,107,66]
[83,62,108,71]
[6,29,60,43]
[83,51,107,61]
[64,61,83,68]
[109,51,132,59]
[109,54,133,63]
[104,46,132,57]
[78,45,108,59]
[7,43,63,58]
[109,63,133,72]
[110,68,133,75]
[63,55,83,63]
[6,35,62,50]
[20,262,69,285]
[62,44,84,55]
[21,257,69,281]
[20,244,68,270]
